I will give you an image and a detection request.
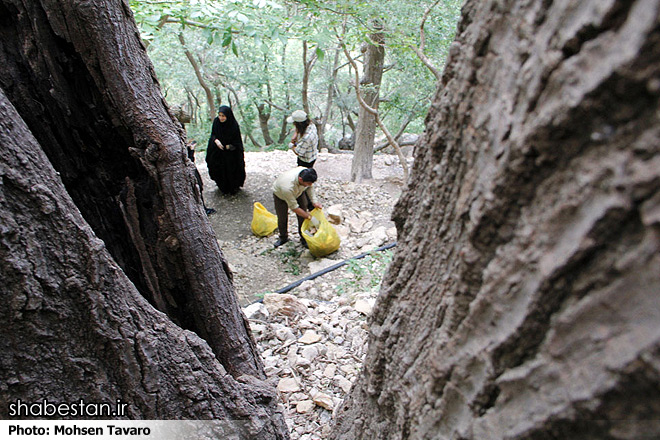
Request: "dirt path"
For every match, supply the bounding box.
[195,148,406,304]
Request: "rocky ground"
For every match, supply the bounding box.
[195,148,409,439]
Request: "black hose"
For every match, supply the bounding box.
[273,241,397,295]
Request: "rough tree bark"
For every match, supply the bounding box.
[0,0,287,433]
[351,23,385,183]
[332,0,660,439]
[0,91,286,436]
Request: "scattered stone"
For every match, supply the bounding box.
[340,365,357,376]
[264,293,307,317]
[367,226,389,247]
[296,400,315,414]
[312,392,335,411]
[336,296,350,306]
[244,302,269,321]
[387,226,398,240]
[301,345,319,361]
[326,205,344,224]
[347,216,367,233]
[354,299,374,316]
[275,326,296,342]
[334,375,353,393]
[250,323,268,334]
[299,330,322,344]
[248,283,378,439]
[277,377,301,393]
[323,364,337,378]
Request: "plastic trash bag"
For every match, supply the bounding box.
[251,202,278,237]
[301,208,341,257]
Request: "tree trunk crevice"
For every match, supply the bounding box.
[0,1,287,433]
[331,0,660,438]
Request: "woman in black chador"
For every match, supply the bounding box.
[205,106,246,195]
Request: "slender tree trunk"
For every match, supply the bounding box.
[342,30,408,180]
[178,32,216,120]
[346,110,356,133]
[350,24,385,182]
[278,117,290,144]
[0,0,287,432]
[256,103,275,145]
[301,40,316,116]
[279,41,292,144]
[318,45,342,151]
[332,0,660,438]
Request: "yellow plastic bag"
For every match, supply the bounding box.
[301,208,341,258]
[251,202,278,237]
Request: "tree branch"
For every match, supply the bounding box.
[409,0,443,81]
[177,32,216,120]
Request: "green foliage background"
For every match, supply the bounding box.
[130,0,462,151]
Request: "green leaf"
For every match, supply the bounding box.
[202,27,214,44]
[222,33,232,47]
[232,41,239,56]
[315,47,325,61]
[145,13,162,25]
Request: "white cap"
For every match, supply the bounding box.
[287,110,307,123]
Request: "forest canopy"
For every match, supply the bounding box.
[129,0,462,150]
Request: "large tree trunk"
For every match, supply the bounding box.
[332,0,660,438]
[350,24,385,183]
[0,0,287,432]
[0,92,285,435]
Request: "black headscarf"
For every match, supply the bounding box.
[208,105,243,151]
[205,105,246,194]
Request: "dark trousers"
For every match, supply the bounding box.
[297,157,316,168]
[273,192,311,240]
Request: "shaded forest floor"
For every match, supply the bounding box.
[196,148,407,305]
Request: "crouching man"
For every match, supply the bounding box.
[272,167,322,248]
